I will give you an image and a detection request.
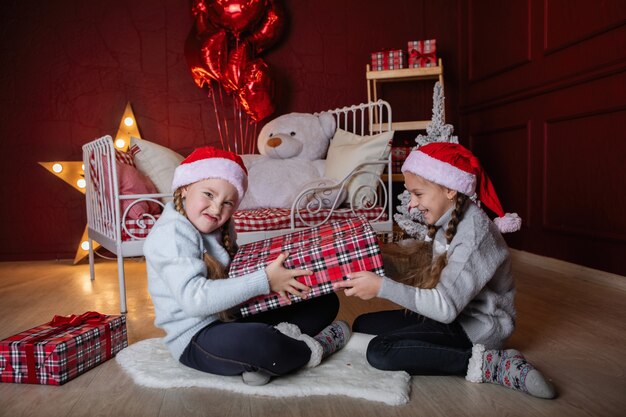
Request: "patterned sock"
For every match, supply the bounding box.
[482,348,556,399]
[313,320,351,359]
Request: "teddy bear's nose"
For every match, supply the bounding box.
[267,137,282,148]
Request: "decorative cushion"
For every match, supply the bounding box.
[130,137,184,194]
[296,177,347,209]
[116,161,162,220]
[115,149,135,167]
[324,129,394,208]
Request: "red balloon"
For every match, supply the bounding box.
[200,29,228,82]
[184,28,213,88]
[206,0,267,37]
[222,41,251,93]
[238,59,274,121]
[248,0,285,55]
[191,0,210,34]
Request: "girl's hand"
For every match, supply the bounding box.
[265,252,312,303]
[333,271,382,300]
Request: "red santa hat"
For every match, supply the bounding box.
[171,147,248,203]
[401,142,521,233]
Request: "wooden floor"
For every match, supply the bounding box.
[0,250,625,417]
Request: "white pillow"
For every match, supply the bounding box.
[130,137,184,194]
[324,129,394,208]
[296,177,347,210]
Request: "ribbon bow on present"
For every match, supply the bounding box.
[49,311,107,327]
[409,40,437,67]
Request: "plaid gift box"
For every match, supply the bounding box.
[391,146,413,173]
[371,50,406,71]
[408,39,437,68]
[0,312,127,385]
[229,216,385,317]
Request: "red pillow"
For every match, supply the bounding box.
[116,161,162,220]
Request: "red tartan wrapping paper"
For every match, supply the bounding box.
[0,312,127,385]
[408,39,437,68]
[229,216,385,317]
[371,50,406,71]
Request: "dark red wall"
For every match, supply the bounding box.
[458,0,626,276]
[0,1,459,261]
[3,0,624,277]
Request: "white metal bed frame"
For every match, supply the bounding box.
[82,100,394,314]
[236,99,394,244]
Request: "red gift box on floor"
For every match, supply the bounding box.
[229,216,385,317]
[371,50,406,71]
[408,39,437,68]
[0,312,127,385]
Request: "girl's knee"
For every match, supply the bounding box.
[365,336,394,371]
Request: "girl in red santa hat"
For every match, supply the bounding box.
[334,142,556,399]
[144,146,350,386]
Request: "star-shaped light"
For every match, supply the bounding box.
[39,102,141,264]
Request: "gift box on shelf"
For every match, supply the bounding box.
[408,39,437,68]
[370,50,406,71]
[229,216,385,317]
[0,312,127,385]
[391,146,413,173]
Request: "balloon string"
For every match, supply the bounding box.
[231,100,237,153]
[251,122,259,153]
[238,104,244,155]
[218,85,231,151]
[244,114,251,154]
[209,85,225,150]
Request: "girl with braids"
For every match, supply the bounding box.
[144,147,350,387]
[334,142,556,399]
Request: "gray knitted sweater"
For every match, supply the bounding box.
[378,203,516,348]
[144,203,270,360]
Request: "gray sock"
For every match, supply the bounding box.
[313,320,351,359]
[483,349,556,399]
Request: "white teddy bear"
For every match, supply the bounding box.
[238,112,337,210]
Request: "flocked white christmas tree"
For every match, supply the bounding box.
[393,81,458,239]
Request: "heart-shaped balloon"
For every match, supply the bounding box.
[238,58,274,121]
[207,0,267,37]
[184,28,214,88]
[222,41,251,93]
[200,29,228,83]
[248,0,285,55]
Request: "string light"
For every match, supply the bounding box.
[52,163,63,173]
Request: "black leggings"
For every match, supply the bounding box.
[179,293,339,376]
[353,309,473,375]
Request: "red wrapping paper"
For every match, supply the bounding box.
[229,216,385,317]
[371,50,406,71]
[408,39,437,68]
[0,312,127,385]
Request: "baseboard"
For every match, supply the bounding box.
[510,249,626,292]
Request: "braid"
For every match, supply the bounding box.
[221,219,237,259]
[173,187,234,322]
[395,193,469,289]
[444,193,469,244]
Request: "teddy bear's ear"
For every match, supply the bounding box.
[318,113,337,139]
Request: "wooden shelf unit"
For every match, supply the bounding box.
[367,58,444,182]
[366,58,444,132]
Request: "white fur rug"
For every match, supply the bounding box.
[115,332,410,406]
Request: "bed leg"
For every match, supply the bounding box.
[117,254,127,314]
[88,238,95,281]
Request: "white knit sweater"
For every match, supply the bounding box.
[144,203,270,360]
[378,203,516,349]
